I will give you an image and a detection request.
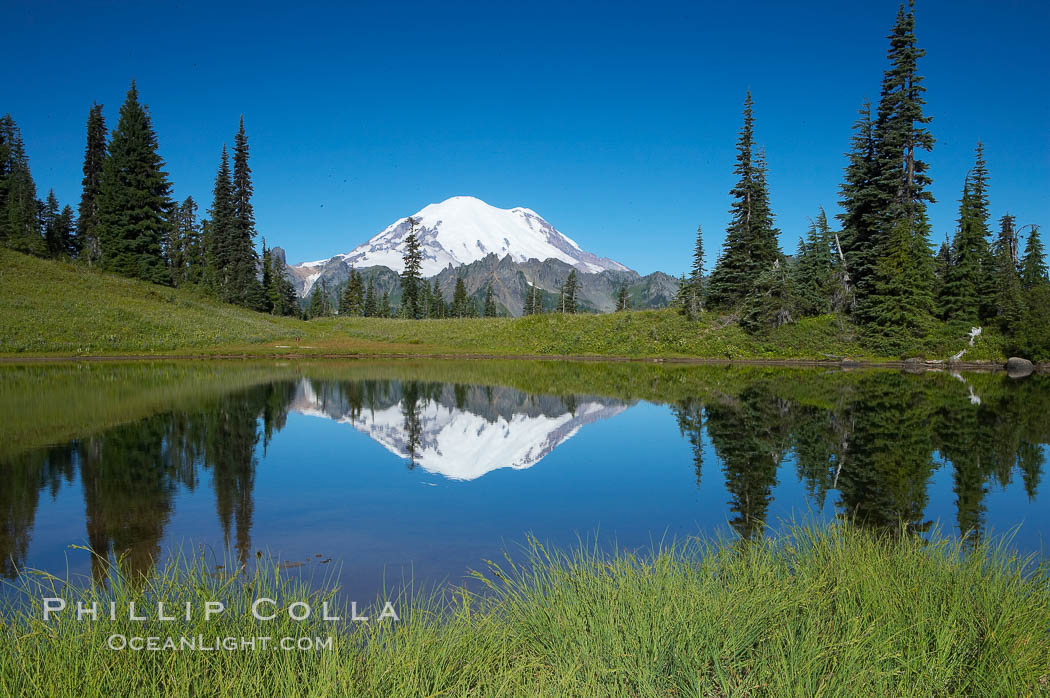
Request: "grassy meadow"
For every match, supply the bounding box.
[0,248,1009,361]
[1,524,1047,697]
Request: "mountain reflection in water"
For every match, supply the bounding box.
[1,362,1047,590]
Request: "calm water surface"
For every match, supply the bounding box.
[1,360,1047,599]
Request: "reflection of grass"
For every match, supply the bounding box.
[2,524,1047,696]
[1,248,1007,361]
[0,361,300,459]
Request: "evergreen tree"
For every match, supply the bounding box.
[523,284,542,315]
[559,269,579,313]
[77,103,106,263]
[229,116,262,307]
[340,268,364,316]
[838,101,880,297]
[206,145,235,298]
[364,276,378,317]
[41,189,63,258]
[791,210,836,317]
[1016,284,1050,362]
[679,224,705,319]
[258,239,298,317]
[740,258,794,333]
[483,283,497,317]
[400,216,423,318]
[95,82,172,284]
[706,93,780,308]
[616,282,631,311]
[57,205,76,257]
[857,4,937,339]
[430,278,445,318]
[1020,225,1047,290]
[933,236,951,305]
[942,143,993,325]
[380,291,391,317]
[176,196,203,284]
[991,213,1024,331]
[452,277,469,317]
[260,242,275,313]
[306,285,325,319]
[0,114,45,255]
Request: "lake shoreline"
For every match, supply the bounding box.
[1,350,1045,373]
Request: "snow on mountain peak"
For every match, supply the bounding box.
[294,196,629,289]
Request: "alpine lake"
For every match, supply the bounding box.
[2,359,1048,600]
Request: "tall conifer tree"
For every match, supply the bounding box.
[0,114,45,255]
[230,117,262,307]
[483,284,497,317]
[400,216,423,318]
[77,103,106,263]
[706,93,780,308]
[942,143,993,325]
[207,145,235,298]
[1020,226,1048,290]
[856,3,936,342]
[364,277,377,317]
[838,102,880,296]
[95,82,172,284]
[991,214,1024,331]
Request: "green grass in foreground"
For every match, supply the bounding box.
[1,247,1007,360]
[2,524,1048,697]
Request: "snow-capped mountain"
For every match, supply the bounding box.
[289,196,630,294]
[289,379,629,481]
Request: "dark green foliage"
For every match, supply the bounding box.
[340,268,365,316]
[1020,225,1047,291]
[228,117,262,307]
[429,279,446,318]
[206,145,235,297]
[95,82,172,284]
[400,217,424,319]
[942,143,994,325]
[77,103,107,263]
[740,258,794,334]
[483,284,497,317]
[706,93,780,309]
[616,282,631,311]
[451,277,470,318]
[791,209,837,317]
[862,214,936,352]
[991,214,1024,332]
[173,196,204,285]
[679,225,704,319]
[838,102,880,298]
[305,279,332,319]
[523,284,543,315]
[380,291,391,318]
[260,243,297,316]
[0,114,46,255]
[364,276,378,317]
[933,236,951,303]
[856,4,937,336]
[558,269,579,313]
[41,190,76,258]
[1008,227,1050,360]
[1009,285,1050,363]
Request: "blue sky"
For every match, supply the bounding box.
[4,0,1048,275]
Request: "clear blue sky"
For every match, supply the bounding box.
[5,0,1048,275]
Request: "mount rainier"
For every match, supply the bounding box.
[287,196,629,294]
[278,195,678,315]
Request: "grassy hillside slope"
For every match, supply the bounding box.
[0,249,1005,361]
